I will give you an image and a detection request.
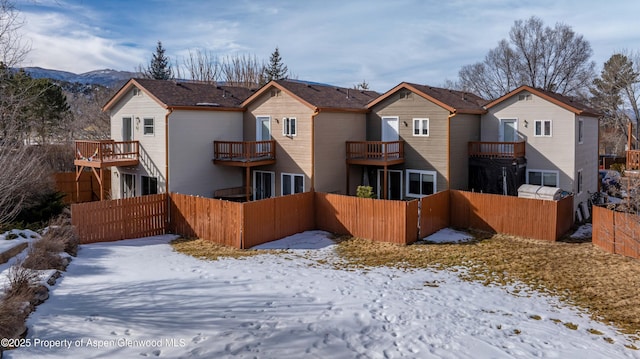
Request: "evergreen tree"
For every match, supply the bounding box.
[591,53,640,150]
[143,41,173,80]
[262,47,288,84]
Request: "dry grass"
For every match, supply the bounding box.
[170,238,280,261]
[335,232,640,337]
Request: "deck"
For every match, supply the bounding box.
[345,141,405,166]
[213,140,276,167]
[468,141,526,158]
[74,140,139,168]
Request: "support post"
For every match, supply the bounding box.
[245,167,251,202]
[383,165,388,200]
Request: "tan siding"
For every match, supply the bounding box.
[368,92,452,193]
[169,109,243,197]
[109,88,167,198]
[315,112,366,194]
[483,91,599,212]
[244,90,314,195]
[449,114,481,190]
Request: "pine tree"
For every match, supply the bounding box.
[262,47,288,84]
[143,41,173,80]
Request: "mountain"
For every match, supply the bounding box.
[18,67,139,88]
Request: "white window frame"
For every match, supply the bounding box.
[577,169,583,195]
[405,169,437,198]
[526,169,559,187]
[282,117,297,136]
[578,119,584,144]
[281,173,304,196]
[534,120,552,137]
[143,117,154,136]
[412,118,429,137]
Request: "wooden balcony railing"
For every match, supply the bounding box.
[213,140,276,166]
[627,150,640,171]
[346,141,405,165]
[468,141,526,158]
[74,140,139,168]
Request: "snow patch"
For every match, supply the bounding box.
[421,228,475,243]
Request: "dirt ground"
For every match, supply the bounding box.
[172,231,640,342]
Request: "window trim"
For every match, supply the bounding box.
[141,175,158,195]
[143,117,155,136]
[282,117,297,137]
[281,172,304,196]
[526,169,559,187]
[253,170,275,201]
[412,118,429,137]
[534,120,552,137]
[376,169,403,200]
[577,169,583,195]
[578,119,584,144]
[405,169,437,198]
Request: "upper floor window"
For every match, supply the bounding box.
[413,118,429,136]
[578,119,584,144]
[283,117,297,136]
[534,120,552,137]
[143,118,154,135]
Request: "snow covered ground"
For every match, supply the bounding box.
[5,230,639,358]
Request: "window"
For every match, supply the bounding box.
[413,118,429,136]
[527,169,559,187]
[405,170,437,198]
[577,169,583,194]
[143,118,154,135]
[518,94,532,101]
[282,173,304,195]
[534,120,552,137]
[141,176,158,195]
[121,173,136,198]
[283,117,297,136]
[578,119,584,144]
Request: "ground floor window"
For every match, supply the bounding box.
[282,173,304,195]
[141,176,158,195]
[121,173,136,198]
[405,169,436,198]
[527,169,559,187]
[254,170,275,200]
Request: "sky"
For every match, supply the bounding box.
[12,0,640,91]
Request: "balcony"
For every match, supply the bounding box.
[346,141,405,166]
[626,150,640,176]
[468,141,526,159]
[213,140,276,167]
[74,140,139,168]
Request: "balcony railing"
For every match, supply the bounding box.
[627,150,640,171]
[213,140,276,166]
[468,141,525,158]
[74,140,139,167]
[346,141,405,165]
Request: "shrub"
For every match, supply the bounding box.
[356,185,376,199]
[610,163,625,176]
[42,216,79,257]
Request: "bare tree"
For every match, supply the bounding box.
[67,84,113,140]
[176,48,220,84]
[220,53,265,89]
[458,16,596,99]
[0,0,29,67]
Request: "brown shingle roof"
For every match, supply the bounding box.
[485,85,601,117]
[104,78,254,111]
[242,79,379,111]
[367,82,487,114]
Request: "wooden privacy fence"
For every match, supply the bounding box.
[71,193,167,244]
[54,171,111,203]
[71,189,574,246]
[449,190,573,241]
[315,192,419,245]
[592,206,640,259]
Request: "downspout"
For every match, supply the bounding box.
[311,108,320,192]
[165,107,174,193]
[447,111,457,190]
